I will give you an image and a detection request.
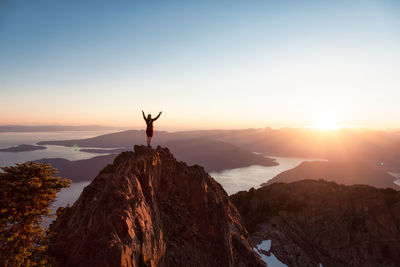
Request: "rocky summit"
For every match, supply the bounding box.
[231,180,400,267]
[49,145,264,267]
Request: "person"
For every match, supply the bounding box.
[142,110,162,148]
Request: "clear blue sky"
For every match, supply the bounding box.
[1,0,399,130]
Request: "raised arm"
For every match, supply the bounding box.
[152,111,162,121]
[142,110,146,121]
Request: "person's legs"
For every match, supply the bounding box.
[147,137,152,147]
[146,128,153,147]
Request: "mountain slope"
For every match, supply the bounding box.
[49,146,264,267]
[35,154,117,182]
[166,139,277,172]
[262,161,399,190]
[231,180,400,267]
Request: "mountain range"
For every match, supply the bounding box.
[37,127,400,172]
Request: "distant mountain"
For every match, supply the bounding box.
[35,154,118,182]
[262,161,399,190]
[166,139,278,172]
[37,130,172,147]
[37,127,400,172]
[231,180,400,266]
[37,129,230,147]
[0,125,123,132]
[49,146,264,266]
[214,127,400,172]
[0,144,46,152]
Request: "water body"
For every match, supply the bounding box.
[210,156,325,195]
[253,239,287,267]
[0,131,117,167]
[0,131,115,148]
[53,181,91,208]
[39,181,91,226]
[388,172,400,186]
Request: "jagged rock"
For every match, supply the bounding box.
[231,179,400,267]
[49,145,264,267]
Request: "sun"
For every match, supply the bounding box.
[312,111,339,131]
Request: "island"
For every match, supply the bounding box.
[0,144,47,152]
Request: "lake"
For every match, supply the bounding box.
[210,155,325,195]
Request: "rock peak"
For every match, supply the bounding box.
[50,145,264,267]
[133,144,165,155]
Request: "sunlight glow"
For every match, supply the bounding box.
[312,111,339,131]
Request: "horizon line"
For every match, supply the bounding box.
[0,124,399,133]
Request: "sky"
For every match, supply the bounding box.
[0,0,399,130]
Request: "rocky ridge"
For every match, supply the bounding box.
[49,145,264,267]
[231,179,400,267]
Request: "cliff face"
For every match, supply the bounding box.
[49,146,264,267]
[231,180,400,267]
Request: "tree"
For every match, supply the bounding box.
[0,162,71,267]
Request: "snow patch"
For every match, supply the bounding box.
[257,240,271,251]
[253,239,287,267]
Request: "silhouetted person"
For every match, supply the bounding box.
[142,110,162,148]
